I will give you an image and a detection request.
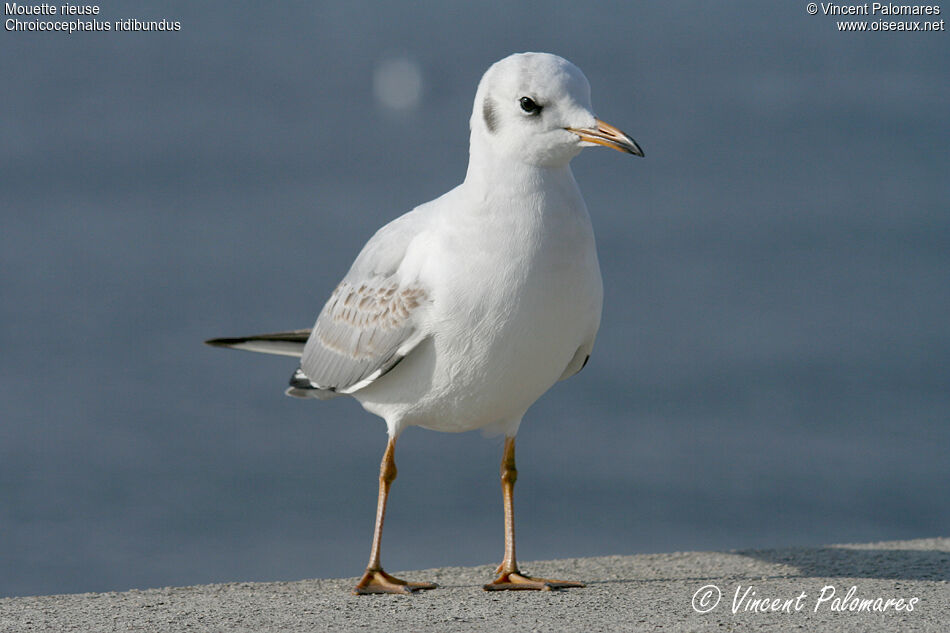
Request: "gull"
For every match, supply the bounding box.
[206,52,642,594]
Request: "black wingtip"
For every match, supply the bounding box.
[288,367,320,390]
[205,337,240,348]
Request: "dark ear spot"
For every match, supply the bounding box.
[482,97,498,133]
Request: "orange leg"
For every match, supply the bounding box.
[353,437,437,595]
[483,437,585,591]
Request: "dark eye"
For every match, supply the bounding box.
[519,96,542,115]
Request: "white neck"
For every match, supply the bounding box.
[464,134,575,197]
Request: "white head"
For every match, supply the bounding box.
[469,52,642,169]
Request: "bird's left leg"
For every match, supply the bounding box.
[353,437,438,595]
[483,436,585,591]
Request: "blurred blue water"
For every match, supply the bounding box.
[1,2,948,597]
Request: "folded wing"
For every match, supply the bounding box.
[292,276,428,397]
[205,205,434,399]
[291,207,433,398]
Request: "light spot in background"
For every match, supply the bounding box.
[373,55,423,112]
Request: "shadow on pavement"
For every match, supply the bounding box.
[738,545,949,582]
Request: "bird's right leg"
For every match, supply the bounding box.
[353,437,438,595]
[483,437,585,591]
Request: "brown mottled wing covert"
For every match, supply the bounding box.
[298,276,428,394]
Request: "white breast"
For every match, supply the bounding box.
[356,171,603,437]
